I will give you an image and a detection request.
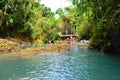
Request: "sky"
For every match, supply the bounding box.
[40,0,72,12]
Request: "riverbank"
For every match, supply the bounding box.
[0,39,20,52]
[0,39,70,55]
[20,44,69,55]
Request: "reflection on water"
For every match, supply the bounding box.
[0,46,120,80]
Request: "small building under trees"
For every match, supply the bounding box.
[60,34,77,44]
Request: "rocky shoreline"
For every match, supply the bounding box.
[0,39,20,52]
[22,44,69,55]
[0,39,70,55]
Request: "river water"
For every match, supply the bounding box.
[0,46,120,80]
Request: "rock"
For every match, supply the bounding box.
[0,39,20,52]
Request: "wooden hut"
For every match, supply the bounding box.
[60,34,77,44]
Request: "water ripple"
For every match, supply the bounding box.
[1,46,120,80]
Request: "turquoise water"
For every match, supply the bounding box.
[0,46,120,80]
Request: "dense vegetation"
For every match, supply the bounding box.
[68,0,120,54]
[0,0,58,44]
[0,0,120,54]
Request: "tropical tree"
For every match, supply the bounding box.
[69,0,120,54]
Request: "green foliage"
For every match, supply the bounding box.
[64,2,92,40]
[41,15,58,43]
[69,0,120,54]
[1,0,120,54]
[0,0,58,44]
[56,8,64,17]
